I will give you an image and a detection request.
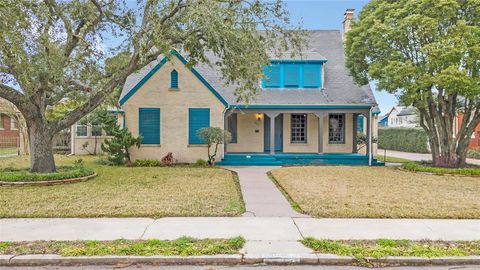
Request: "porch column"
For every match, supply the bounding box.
[265,112,279,155]
[367,109,372,166]
[314,112,324,153]
[352,113,358,153]
[224,111,232,154]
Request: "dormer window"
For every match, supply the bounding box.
[170,70,179,89]
[262,61,324,89]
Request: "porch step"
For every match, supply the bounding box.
[217,154,282,166]
[217,153,385,166]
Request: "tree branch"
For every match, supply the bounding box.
[0,84,25,108]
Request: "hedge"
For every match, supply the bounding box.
[378,128,430,153]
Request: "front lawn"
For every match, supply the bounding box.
[0,147,17,156]
[270,166,480,218]
[0,237,245,256]
[374,155,411,163]
[0,155,244,218]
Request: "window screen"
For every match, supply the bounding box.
[291,114,307,143]
[329,114,345,144]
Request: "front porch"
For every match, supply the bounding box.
[221,107,382,166]
[217,152,383,166]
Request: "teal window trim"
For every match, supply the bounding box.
[188,108,210,145]
[138,108,160,145]
[170,69,179,89]
[261,60,324,89]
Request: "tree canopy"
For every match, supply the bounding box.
[0,0,304,172]
[345,0,480,167]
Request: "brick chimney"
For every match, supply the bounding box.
[343,9,355,41]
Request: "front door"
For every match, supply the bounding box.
[264,114,283,152]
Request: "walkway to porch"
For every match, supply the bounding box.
[217,153,384,166]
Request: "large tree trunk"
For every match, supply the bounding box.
[28,121,56,173]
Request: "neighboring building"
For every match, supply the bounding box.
[378,114,389,127]
[454,113,480,150]
[0,98,21,153]
[70,109,125,155]
[112,10,382,166]
[381,106,418,128]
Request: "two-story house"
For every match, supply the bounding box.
[117,10,381,166]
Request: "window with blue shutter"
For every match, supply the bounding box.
[262,64,281,88]
[261,61,323,89]
[189,108,210,144]
[303,64,321,88]
[139,108,160,144]
[284,64,300,87]
[170,70,178,89]
[357,115,364,133]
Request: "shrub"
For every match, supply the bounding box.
[196,127,231,166]
[378,128,429,153]
[95,110,142,165]
[468,148,480,159]
[161,152,176,166]
[132,159,162,167]
[402,162,480,176]
[0,166,95,182]
[195,159,209,167]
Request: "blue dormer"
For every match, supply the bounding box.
[262,60,325,89]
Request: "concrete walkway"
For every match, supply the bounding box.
[225,166,307,217]
[380,149,480,165]
[2,218,479,242]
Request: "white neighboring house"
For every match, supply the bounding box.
[386,106,418,128]
[70,108,125,155]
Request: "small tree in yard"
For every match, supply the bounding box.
[0,0,305,173]
[197,127,231,166]
[345,0,480,168]
[95,110,141,165]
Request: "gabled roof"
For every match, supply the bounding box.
[119,51,228,106]
[120,30,379,112]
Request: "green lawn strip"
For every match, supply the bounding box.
[0,237,245,256]
[302,238,480,261]
[374,155,411,163]
[0,148,17,155]
[0,166,95,182]
[402,162,480,176]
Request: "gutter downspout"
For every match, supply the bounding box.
[368,108,372,166]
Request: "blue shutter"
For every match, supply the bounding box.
[263,64,281,88]
[139,108,160,144]
[303,64,321,88]
[189,108,210,144]
[357,115,364,133]
[170,70,178,89]
[284,63,300,87]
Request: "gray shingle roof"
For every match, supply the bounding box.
[120,30,379,113]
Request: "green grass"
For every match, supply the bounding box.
[302,238,480,263]
[402,162,480,176]
[0,166,94,182]
[374,155,411,163]
[0,148,17,155]
[0,236,245,256]
[0,155,245,218]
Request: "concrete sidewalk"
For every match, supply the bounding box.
[2,217,479,242]
[380,149,480,165]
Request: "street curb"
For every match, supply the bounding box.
[1,254,480,266]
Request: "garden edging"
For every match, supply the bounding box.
[0,173,97,186]
[1,254,480,266]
